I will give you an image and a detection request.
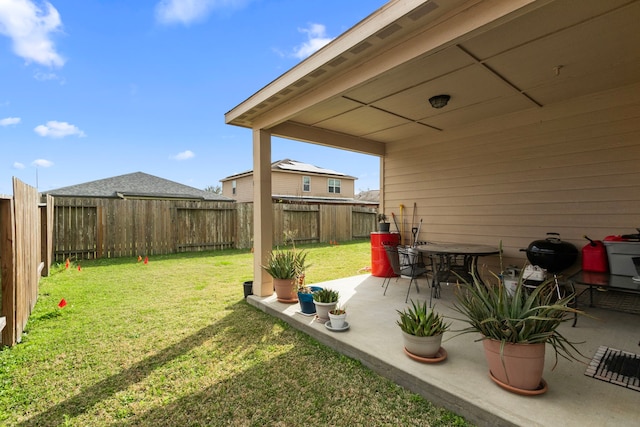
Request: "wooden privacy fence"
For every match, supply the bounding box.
[53,198,236,261]
[1,178,53,346]
[52,198,377,261]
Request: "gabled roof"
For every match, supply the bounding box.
[44,172,233,201]
[221,159,355,181]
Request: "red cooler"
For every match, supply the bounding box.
[371,232,400,277]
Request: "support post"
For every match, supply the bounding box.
[252,129,274,296]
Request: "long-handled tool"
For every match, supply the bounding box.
[391,212,400,234]
[413,218,422,246]
[411,203,417,245]
[399,204,405,245]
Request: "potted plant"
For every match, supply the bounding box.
[451,262,585,394]
[296,274,323,315]
[377,213,390,232]
[397,300,449,359]
[328,303,347,329]
[262,247,309,303]
[312,288,339,323]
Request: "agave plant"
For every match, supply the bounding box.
[397,300,450,337]
[261,248,309,280]
[451,262,586,368]
[312,288,339,303]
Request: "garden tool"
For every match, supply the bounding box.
[391,212,400,233]
[399,204,405,245]
[413,218,422,246]
[411,203,418,244]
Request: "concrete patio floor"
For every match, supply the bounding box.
[246,274,639,427]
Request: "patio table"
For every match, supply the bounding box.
[416,242,500,306]
[569,270,640,307]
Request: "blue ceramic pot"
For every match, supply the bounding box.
[298,286,322,314]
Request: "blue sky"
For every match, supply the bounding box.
[0,0,386,196]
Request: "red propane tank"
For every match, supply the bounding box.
[582,236,609,273]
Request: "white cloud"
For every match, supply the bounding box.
[34,70,62,82]
[13,161,25,169]
[0,0,65,67]
[34,120,86,138]
[0,117,21,126]
[173,150,195,160]
[292,23,334,59]
[32,158,53,167]
[155,0,249,25]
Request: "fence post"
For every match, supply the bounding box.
[1,196,16,346]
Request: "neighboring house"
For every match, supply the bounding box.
[220,159,366,204]
[43,172,235,261]
[225,0,640,297]
[355,190,380,203]
[44,172,232,201]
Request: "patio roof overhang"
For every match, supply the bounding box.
[225,0,640,298]
[225,0,640,153]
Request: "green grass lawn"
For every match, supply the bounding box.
[0,240,471,426]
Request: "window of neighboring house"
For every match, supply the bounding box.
[232,180,236,195]
[328,178,341,194]
[302,176,310,192]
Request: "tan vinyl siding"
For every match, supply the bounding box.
[383,87,640,272]
[223,171,356,201]
[222,175,253,202]
[271,171,355,198]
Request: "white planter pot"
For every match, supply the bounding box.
[314,301,337,323]
[401,331,443,358]
[328,311,347,329]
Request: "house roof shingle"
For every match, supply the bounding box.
[44,172,233,201]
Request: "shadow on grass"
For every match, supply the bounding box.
[18,300,277,427]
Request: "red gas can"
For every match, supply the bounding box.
[582,236,608,273]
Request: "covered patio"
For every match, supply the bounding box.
[226,1,639,424]
[225,0,640,297]
[247,274,638,426]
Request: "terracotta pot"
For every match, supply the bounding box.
[402,332,443,358]
[482,339,545,391]
[314,301,337,323]
[273,278,297,303]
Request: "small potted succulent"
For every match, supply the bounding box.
[312,288,339,323]
[328,303,347,329]
[377,213,390,232]
[296,274,322,315]
[397,300,449,358]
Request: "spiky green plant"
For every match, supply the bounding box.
[397,300,450,337]
[451,260,586,368]
[329,303,346,315]
[262,248,309,280]
[312,288,339,303]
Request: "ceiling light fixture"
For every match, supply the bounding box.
[429,94,450,109]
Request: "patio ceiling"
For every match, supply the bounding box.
[225,0,640,153]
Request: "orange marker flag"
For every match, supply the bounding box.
[65,258,70,269]
[144,256,148,264]
[58,298,67,308]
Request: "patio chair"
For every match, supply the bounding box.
[382,245,429,303]
[429,254,472,306]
